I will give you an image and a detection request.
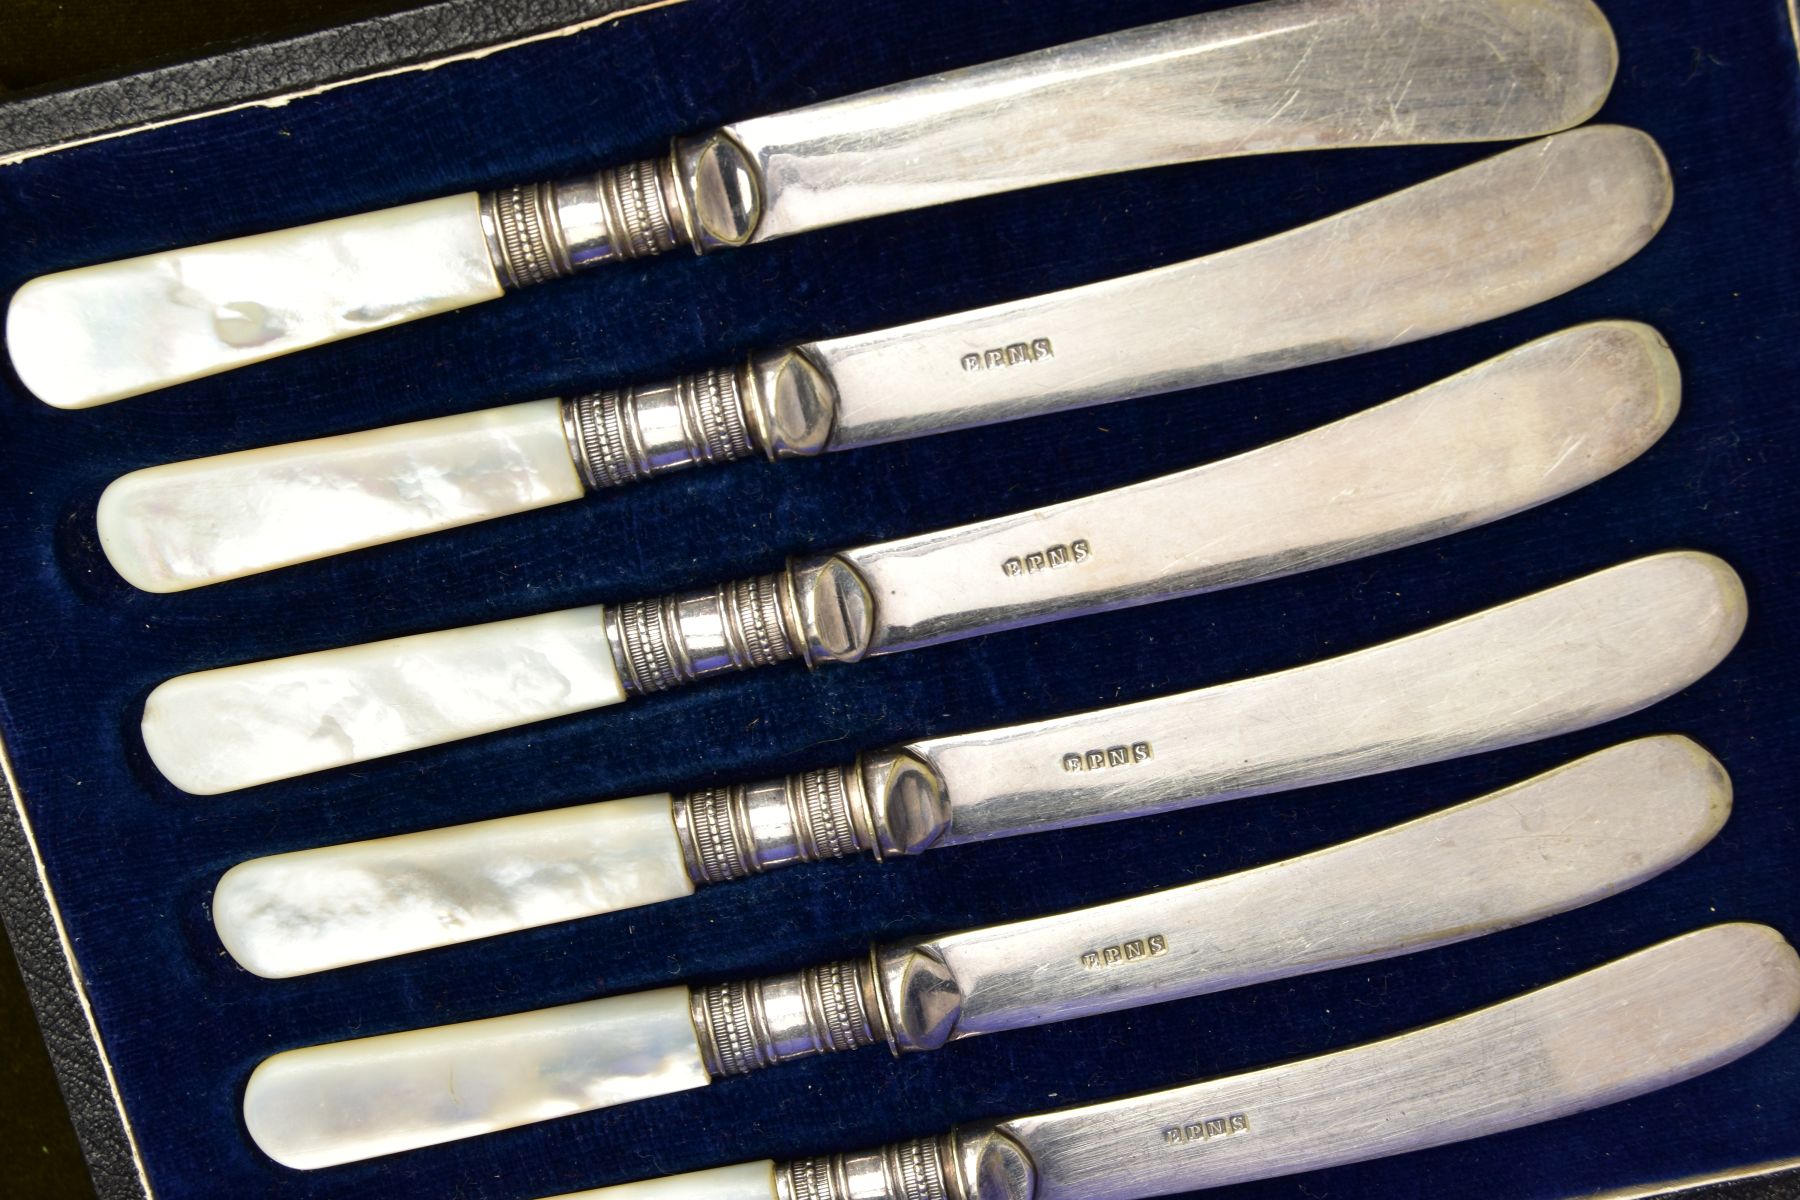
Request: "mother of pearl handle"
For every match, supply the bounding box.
[552,1163,779,1200]
[244,986,709,1171]
[98,399,585,593]
[213,793,694,978]
[98,361,766,592]
[142,605,626,794]
[8,194,502,410]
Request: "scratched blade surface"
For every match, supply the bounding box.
[841,320,1678,659]
[813,125,1669,449]
[992,924,1800,1200]
[914,550,1742,847]
[733,0,1617,246]
[920,737,1728,1044]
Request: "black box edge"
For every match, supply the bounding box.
[0,0,666,164]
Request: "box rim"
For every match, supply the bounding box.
[0,0,1795,1194]
[0,0,679,165]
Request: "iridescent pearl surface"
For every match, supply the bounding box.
[214,793,693,977]
[99,399,584,592]
[548,1161,780,1200]
[6,193,502,408]
[245,987,708,1169]
[142,605,626,794]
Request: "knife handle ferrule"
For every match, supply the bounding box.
[562,365,759,490]
[559,347,843,491]
[479,130,765,288]
[778,1130,1033,1200]
[691,955,888,1077]
[675,765,876,883]
[604,555,879,694]
[479,154,688,288]
[779,1137,961,1200]
[671,750,954,884]
[605,571,801,695]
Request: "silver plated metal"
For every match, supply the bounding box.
[675,765,876,884]
[815,321,1674,663]
[549,126,1671,492]
[485,0,1619,281]
[692,736,1729,1070]
[562,366,757,490]
[765,925,1800,1200]
[691,956,886,1077]
[896,550,1740,849]
[780,1140,955,1200]
[478,155,684,287]
[663,548,1744,879]
[811,126,1667,450]
[724,0,1616,246]
[604,572,798,696]
[604,321,1680,696]
[868,737,1726,1052]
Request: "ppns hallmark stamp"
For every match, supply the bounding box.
[1063,741,1153,773]
[1003,539,1090,577]
[1082,934,1168,970]
[1163,1114,1250,1146]
[962,337,1054,372]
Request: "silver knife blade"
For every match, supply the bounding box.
[907,550,1743,848]
[812,122,1668,448]
[543,926,1800,1200]
[7,0,1618,409]
[733,0,1618,244]
[876,736,1729,1049]
[987,923,1799,1200]
[828,318,1677,660]
[625,925,1796,1200]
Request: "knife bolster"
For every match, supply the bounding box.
[669,749,951,885]
[558,345,839,490]
[563,364,758,490]
[674,764,876,883]
[691,954,887,1076]
[944,1128,1037,1200]
[672,130,766,251]
[745,348,841,458]
[873,942,966,1052]
[860,750,954,856]
[789,555,880,665]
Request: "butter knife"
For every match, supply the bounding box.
[96,125,1670,592]
[211,550,1745,979]
[7,0,1619,409]
[140,320,1681,795]
[536,922,1800,1200]
[240,736,1732,1169]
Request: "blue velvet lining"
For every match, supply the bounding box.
[0,2,1796,1197]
